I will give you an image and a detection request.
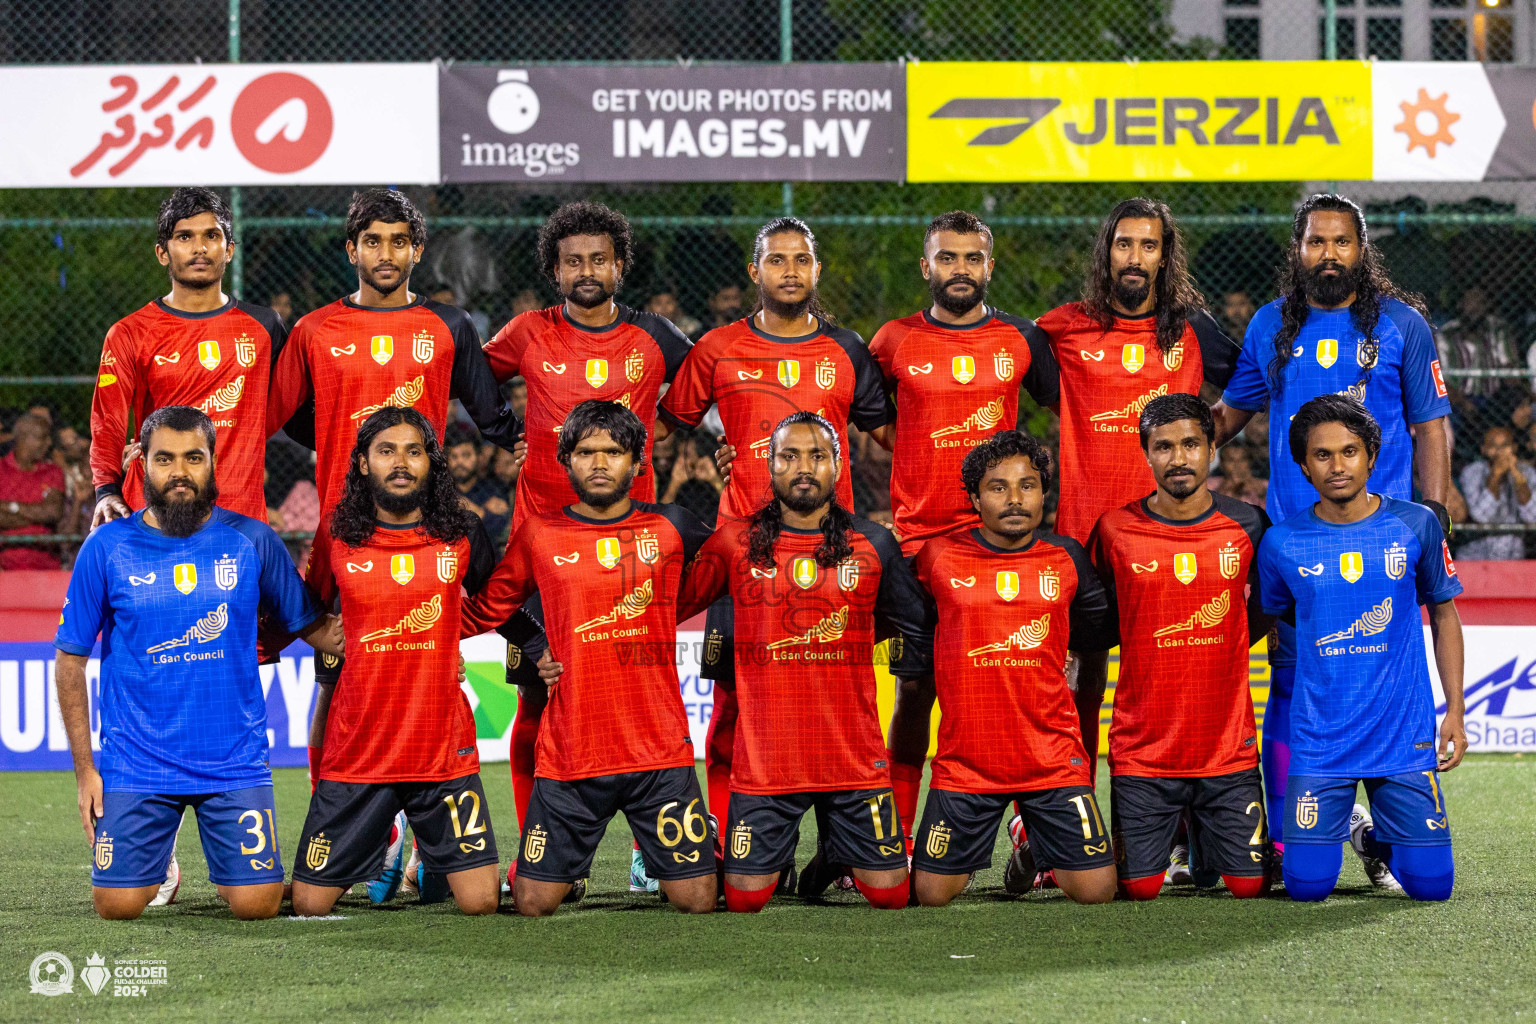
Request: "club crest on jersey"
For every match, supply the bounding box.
[1121,343,1144,374]
[792,557,818,589]
[1294,792,1318,830]
[390,554,415,585]
[524,825,547,863]
[506,644,522,670]
[925,821,951,859]
[437,549,458,583]
[1356,340,1377,369]
[731,824,752,859]
[95,834,113,870]
[1316,338,1338,369]
[994,350,1014,381]
[233,336,256,367]
[214,556,238,591]
[951,355,976,384]
[596,537,622,569]
[996,571,1020,602]
[195,339,220,370]
[1162,342,1184,371]
[815,357,837,390]
[635,529,660,564]
[837,558,860,592]
[1340,551,1364,583]
[371,335,394,365]
[1384,542,1407,580]
[1039,566,1060,601]
[625,350,645,383]
[1174,553,1197,585]
[704,632,723,665]
[777,359,800,388]
[405,330,431,363]
[173,563,197,594]
[306,833,331,870]
[586,359,609,388]
[1219,542,1241,580]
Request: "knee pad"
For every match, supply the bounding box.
[1222,874,1268,900]
[1281,843,1342,902]
[1385,844,1455,902]
[1118,874,1163,901]
[854,876,910,910]
[723,881,774,913]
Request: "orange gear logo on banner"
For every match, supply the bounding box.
[1394,88,1459,158]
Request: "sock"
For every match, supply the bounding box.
[854,876,910,910]
[307,745,321,792]
[1222,873,1268,899]
[1378,843,1455,902]
[510,703,541,830]
[723,881,774,913]
[633,839,641,852]
[1118,874,1163,901]
[1281,842,1343,902]
[1261,676,1292,849]
[889,761,923,845]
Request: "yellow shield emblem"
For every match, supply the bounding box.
[197,339,221,370]
[838,558,860,592]
[951,355,975,384]
[390,554,415,585]
[306,833,331,870]
[1316,338,1338,369]
[994,350,1014,381]
[636,531,660,564]
[777,359,800,388]
[1039,567,1060,601]
[95,835,113,870]
[1122,343,1145,373]
[815,357,837,390]
[412,331,434,363]
[1219,543,1241,580]
[1385,543,1407,580]
[731,824,752,859]
[173,563,197,594]
[792,557,818,589]
[371,335,394,365]
[524,826,548,863]
[925,822,951,859]
[437,549,457,583]
[586,359,609,388]
[625,350,645,383]
[996,571,1020,602]
[236,338,257,367]
[1174,553,1197,585]
[1162,342,1185,371]
[596,537,621,569]
[1340,551,1364,584]
[1295,793,1318,830]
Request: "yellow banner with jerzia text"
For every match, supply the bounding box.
[908,61,1372,182]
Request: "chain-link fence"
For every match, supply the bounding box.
[3,0,1535,565]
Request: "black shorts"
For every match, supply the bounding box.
[699,594,734,684]
[518,766,715,884]
[1110,767,1267,880]
[911,786,1114,875]
[500,593,548,690]
[726,789,908,875]
[292,774,499,887]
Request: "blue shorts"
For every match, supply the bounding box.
[1285,772,1452,847]
[92,787,285,888]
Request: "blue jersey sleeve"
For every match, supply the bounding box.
[1256,528,1295,618]
[1403,503,1463,606]
[232,516,321,634]
[1220,304,1276,412]
[1385,300,1451,425]
[55,527,114,656]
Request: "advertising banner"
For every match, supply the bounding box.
[0,64,439,187]
[439,62,905,182]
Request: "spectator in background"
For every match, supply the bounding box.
[0,408,19,455]
[1210,442,1266,508]
[1459,425,1536,561]
[1221,288,1258,339]
[646,290,702,339]
[446,428,509,548]
[510,288,542,317]
[488,445,520,519]
[658,429,724,525]
[1437,285,1527,461]
[51,424,93,544]
[503,377,527,422]
[268,291,295,325]
[429,283,490,339]
[698,283,744,338]
[0,414,65,569]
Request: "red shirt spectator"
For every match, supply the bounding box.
[0,414,66,569]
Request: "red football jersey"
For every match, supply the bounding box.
[1037,304,1237,543]
[677,516,932,794]
[312,520,496,783]
[916,529,1113,793]
[659,318,890,522]
[483,304,692,533]
[266,295,519,515]
[91,298,284,520]
[461,501,711,781]
[1089,493,1270,778]
[870,307,1060,555]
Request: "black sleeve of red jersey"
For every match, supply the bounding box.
[463,518,498,596]
[629,308,694,382]
[1211,493,1274,639]
[826,326,894,431]
[1189,309,1241,391]
[1057,533,1117,652]
[433,299,525,450]
[851,518,934,676]
[247,301,316,449]
[993,310,1062,407]
[648,501,714,564]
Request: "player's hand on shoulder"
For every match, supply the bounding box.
[536,648,564,688]
[458,654,467,683]
[91,494,131,529]
[714,435,736,482]
[1438,709,1467,772]
[511,439,527,475]
[119,441,141,474]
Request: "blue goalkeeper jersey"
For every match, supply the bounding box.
[55,508,319,793]
[1257,496,1461,778]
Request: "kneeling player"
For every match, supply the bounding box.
[55,407,341,920]
[1258,395,1465,902]
[291,408,502,916]
[1089,394,1275,899]
[908,431,1117,906]
[462,401,717,915]
[677,413,932,911]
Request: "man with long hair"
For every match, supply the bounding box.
[1212,194,1452,889]
[460,400,717,916]
[290,406,501,917]
[675,412,931,911]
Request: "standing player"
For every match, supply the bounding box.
[479,202,692,863]
[868,210,1061,849]
[1037,197,1240,777]
[1212,194,1452,884]
[907,431,1116,907]
[1257,396,1464,901]
[660,218,891,842]
[1088,394,1274,900]
[91,187,286,526]
[460,401,716,915]
[290,407,501,917]
[676,413,931,912]
[55,407,340,920]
